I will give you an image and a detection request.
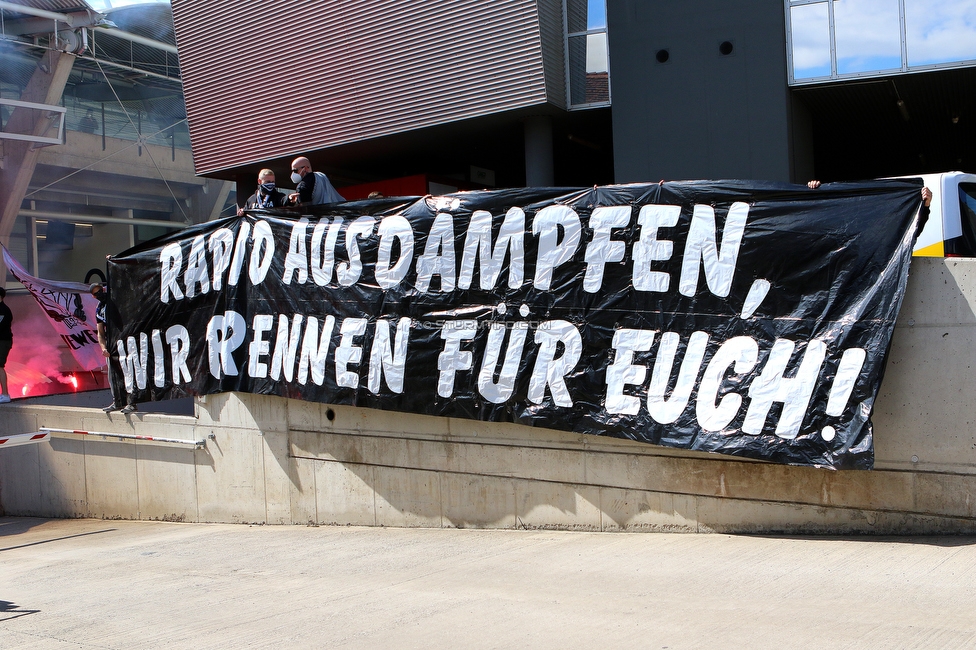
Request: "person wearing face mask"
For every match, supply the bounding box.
[238,169,289,215]
[286,156,345,206]
[91,282,137,415]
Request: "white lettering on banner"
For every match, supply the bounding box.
[163,222,265,302]
[156,202,758,302]
[826,348,866,416]
[459,208,525,291]
[117,326,190,389]
[248,314,274,378]
[271,314,304,382]
[743,338,827,439]
[209,228,235,292]
[184,236,210,299]
[679,202,748,298]
[311,218,344,286]
[118,333,149,393]
[606,328,657,415]
[584,205,631,293]
[298,315,336,386]
[248,220,275,285]
[438,320,477,397]
[282,218,310,285]
[368,317,411,394]
[598,330,838,436]
[532,205,581,291]
[375,215,414,290]
[159,242,184,303]
[167,325,192,384]
[477,322,529,403]
[152,330,166,387]
[228,221,251,287]
[337,216,376,286]
[206,311,246,378]
[119,312,869,440]
[647,331,709,424]
[336,318,368,388]
[528,320,582,407]
[696,336,759,432]
[415,212,457,293]
[633,205,680,292]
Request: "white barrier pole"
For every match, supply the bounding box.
[0,431,51,449]
[39,427,206,448]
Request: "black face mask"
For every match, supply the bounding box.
[94,290,107,302]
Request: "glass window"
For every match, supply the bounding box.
[834,0,902,74]
[568,33,609,105]
[586,0,607,29]
[567,0,606,33]
[788,0,976,84]
[906,0,976,67]
[566,0,610,108]
[790,2,831,79]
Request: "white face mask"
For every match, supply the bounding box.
[290,171,303,184]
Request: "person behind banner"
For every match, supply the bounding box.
[808,180,933,225]
[91,282,136,415]
[286,156,344,206]
[0,287,12,403]
[237,168,289,215]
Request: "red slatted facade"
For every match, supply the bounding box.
[171,0,555,176]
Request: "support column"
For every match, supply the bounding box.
[0,49,75,279]
[524,115,554,187]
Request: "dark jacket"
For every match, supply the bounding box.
[244,188,289,210]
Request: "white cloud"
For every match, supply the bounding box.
[790,0,976,71]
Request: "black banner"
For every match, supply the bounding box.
[107,180,924,469]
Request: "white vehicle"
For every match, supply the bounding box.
[910,172,976,257]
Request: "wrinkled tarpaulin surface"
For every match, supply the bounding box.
[107,180,924,469]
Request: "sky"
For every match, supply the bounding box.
[791,0,976,78]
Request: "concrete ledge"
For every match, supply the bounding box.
[2,391,976,533]
[3,260,976,533]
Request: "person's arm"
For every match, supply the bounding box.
[296,174,315,204]
[97,322,110,357]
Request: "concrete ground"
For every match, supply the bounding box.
[1,518,976,649]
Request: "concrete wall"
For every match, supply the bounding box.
[3,257,976,534]
[607,0,809,183]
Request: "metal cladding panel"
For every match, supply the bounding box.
[537,0,566,109]
[4,0,93,13]
[172,0,552,175]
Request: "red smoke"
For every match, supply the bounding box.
[5,294,106,398]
